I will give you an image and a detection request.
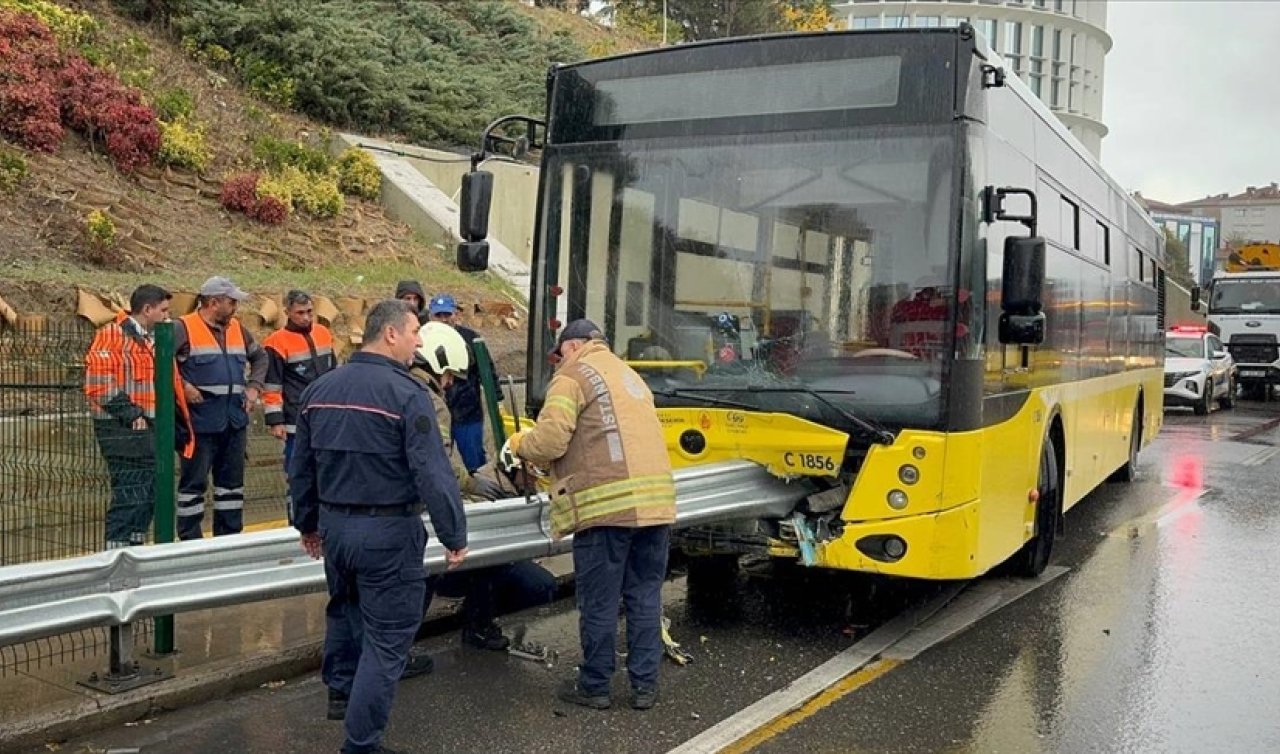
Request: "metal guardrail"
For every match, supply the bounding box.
[0,461,811,648]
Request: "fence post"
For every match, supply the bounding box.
[152,320,176,656]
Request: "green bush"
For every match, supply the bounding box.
[0,148,29,193]
[167,1,585,147]
[152,87,195,122]
[335,148,381,200]
[251,135,330,174]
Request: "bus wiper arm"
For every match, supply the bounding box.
[744,385,895,445]
[652,388,760,412]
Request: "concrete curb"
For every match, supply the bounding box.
[2,570,578,753]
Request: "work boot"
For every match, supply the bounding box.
[630,686,658,711]
[399,647,434,680]
[556,679,611,710]
[326,689,347,721]
[462,621,510,651]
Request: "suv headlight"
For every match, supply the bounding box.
[1168,371,1199,382]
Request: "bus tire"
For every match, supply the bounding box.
[1014,436,1060,578]
[1110,403,1142,483]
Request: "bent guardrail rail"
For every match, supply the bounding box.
[0,461,810,648]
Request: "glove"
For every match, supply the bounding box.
[498,435,522,474]
[469,472,505,502]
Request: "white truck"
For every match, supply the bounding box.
[1206,244,1280,400]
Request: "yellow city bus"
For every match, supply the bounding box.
[459,24,1166,579]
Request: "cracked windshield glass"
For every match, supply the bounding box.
[546,128,957,431]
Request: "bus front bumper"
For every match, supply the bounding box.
[814,499,985,580]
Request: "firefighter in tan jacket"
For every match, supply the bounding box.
[503,319,675,712]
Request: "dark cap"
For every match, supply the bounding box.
[551,318,603,358]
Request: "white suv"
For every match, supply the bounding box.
[1164,326,1237,415]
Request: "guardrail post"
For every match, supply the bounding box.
[78,621,167,694]
[152,320,176,656]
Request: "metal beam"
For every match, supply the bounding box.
[0,461,809,647]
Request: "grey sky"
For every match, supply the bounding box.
[1102,0,1278,204]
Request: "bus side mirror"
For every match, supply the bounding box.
[999,235,1047,345]
[1191,285,1202,311]
[457,170,493,272]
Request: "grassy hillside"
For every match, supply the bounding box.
[0,0,654,372]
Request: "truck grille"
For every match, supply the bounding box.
[1227,337,1279,365]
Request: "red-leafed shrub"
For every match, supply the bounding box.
[0,9,159,172]
[248,194,288,225]
[220,172,260,213]
[0,11,64,151]
[56,56,159,173]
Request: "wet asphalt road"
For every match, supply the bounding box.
[49,402,1280,754]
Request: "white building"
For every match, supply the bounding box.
[831,0,1110,157]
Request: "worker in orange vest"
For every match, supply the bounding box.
[83,284,195,548]
[174,277,269,540]
[262,290,337,522]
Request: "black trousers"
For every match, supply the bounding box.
[93,419,156,547]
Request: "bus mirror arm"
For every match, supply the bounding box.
[982,186,1038,236]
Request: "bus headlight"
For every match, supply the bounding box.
[887,489,908,510]
[898,464,920,485]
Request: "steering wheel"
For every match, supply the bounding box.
[851,348,920,360]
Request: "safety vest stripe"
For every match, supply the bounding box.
[544,395,579,419]
[287,348,332,363]
[187,346,224,356]
[199,384,246,395]
[551,490,676,530]
[570,474,675,506]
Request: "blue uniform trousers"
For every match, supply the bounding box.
[318,507,427,754]
[572,525,671,695]
[427,560,557,628]
[451,420,486,473]
[176,428,246,540]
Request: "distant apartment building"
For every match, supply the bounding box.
[1173,183,1280,249]
[832,0,1111,157]
[1135,194,1220,286]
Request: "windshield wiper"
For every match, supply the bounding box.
[651,388,761,412]
[668,385,895,445]
[742,385,896,445]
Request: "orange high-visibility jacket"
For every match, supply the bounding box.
[262,323,336,433]
[84,311,195,458]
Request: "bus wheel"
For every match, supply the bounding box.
[1110,406,1142,483]
[1014,437,1060,578]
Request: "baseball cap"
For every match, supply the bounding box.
[551,318,604,358]
[198,276,249,301]
[429,294,457,316]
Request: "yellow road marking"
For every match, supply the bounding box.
[721,659,902,754]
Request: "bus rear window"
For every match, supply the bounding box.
[592,56,901,126]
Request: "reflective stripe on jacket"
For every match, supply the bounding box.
[262,323,336,433]
[84,311,195,458]
[179,312,249,434]
[516,340,675,538]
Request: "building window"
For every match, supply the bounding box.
[1069,82,1078,111]
[1051,79,1062,107]
[1005,21,1023,70]
[944,17,968,27]
[1070,33,1078,68]
[1035,0,1048,7]
[852,17,882,30]
[884,15,906,28]
[1031,25,1044,58]
[1031,75,1043,97]
[975,18,997,45]
[914,16,941,28]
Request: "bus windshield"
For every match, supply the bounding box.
[534,126,958,431]
[1210,278,1280,314]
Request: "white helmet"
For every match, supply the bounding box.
[417,321,470,376]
